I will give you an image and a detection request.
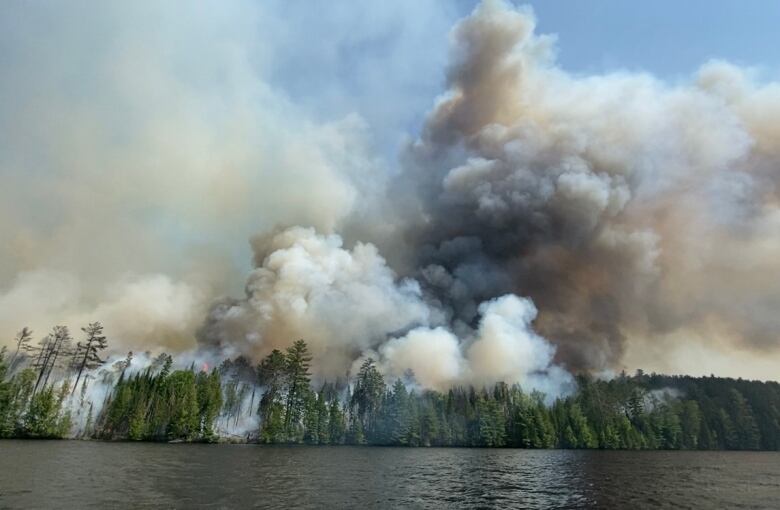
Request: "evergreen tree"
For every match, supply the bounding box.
[5,335,780,449]
[727,389,760,450]
[257,349,287,442]
[166,370,200,440]
[386,379,410,445]
[9,327,33,370]
[351,358,385,442]
[71,322,108,395]
[32,326,72,394]
[283,340,312,441]
[197,369,223,441]
[328,396,346,444]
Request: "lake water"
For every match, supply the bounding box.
[0,441,778,509]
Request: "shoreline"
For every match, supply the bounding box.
[2,437,777,452]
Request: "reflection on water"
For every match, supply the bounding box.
[0,441,778,509]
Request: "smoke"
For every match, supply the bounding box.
[0,0,445,354]
[376,0,780,374]
[3,0,780,394]
[378,295,573,397]
[0,271,207,353]
[61,351,260,439]
[198,226,571,395]
[198,227,439,379]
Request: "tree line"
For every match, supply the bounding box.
[1,332,779,449]
[0,323,109,438]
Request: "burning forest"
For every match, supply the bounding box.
[2,0,780,450]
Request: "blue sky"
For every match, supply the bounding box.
[524,0,780,77]
[261,0,780,159]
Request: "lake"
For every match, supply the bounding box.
[0,441,778,508]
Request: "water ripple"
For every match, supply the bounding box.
[0,442,778,509]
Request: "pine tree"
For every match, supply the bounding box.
[35,326,72,393]
[283,340,312,441]
[386,379,410,445]
[9,327,33,370]
[196,369,223,441]
[727,389,760,450]
[257,349,288,442]
[166,370,200,440]
[351,358,385,442]
[71,322,108,395]
[328,396,346,444]
[679,400,701,449]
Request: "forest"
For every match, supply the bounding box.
[1,325,779,450]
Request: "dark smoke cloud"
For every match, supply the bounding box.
[382,0,780,371]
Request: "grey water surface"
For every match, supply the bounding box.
[0,441,778,509]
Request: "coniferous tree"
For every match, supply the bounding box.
[727,389,760,450]
[257,349,287,442]
[34,326,72,394]
[196,369,223,441]
[71,322,108,395]
[5,335,780,448]
[9,327,33,370]
[351,358,385,442]
[283,339,312,441]
[386,379,410,445]
[328,396,346,444]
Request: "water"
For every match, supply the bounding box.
[0,441,778,509]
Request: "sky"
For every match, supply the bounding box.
[266,0,780,151]
[1,0,779,384]
[524,0,780,77]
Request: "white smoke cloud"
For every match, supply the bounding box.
[378,295,573,397]
[0,271,206,353]
[0,0,448,355]
[379,327,465,390]
[199,227,440,379]
[467,295,568,390]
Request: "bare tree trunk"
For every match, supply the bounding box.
[41,331,67,390]
[41,345,59,389]
[72,342,92,395]
[33,340,54,394]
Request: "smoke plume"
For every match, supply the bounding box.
[379,0,780,373]
[3,0,780,392]
[197,227,572,395]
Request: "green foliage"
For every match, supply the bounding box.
[71,322,108,396]
[3,337,780,449]
[196,370,223,442]
[350,358,386,441]
[22,382,71,438]
[96,361,225,442]
[0,349,14,437]
[257,349,287,443]
[283,340,312,442]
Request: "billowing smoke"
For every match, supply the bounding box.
[198,227,438,378]
[376,295,572,396]
[4,0,780,393]
[376,0,780,373]
[0,0,441,355]
[198,227,572,395]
